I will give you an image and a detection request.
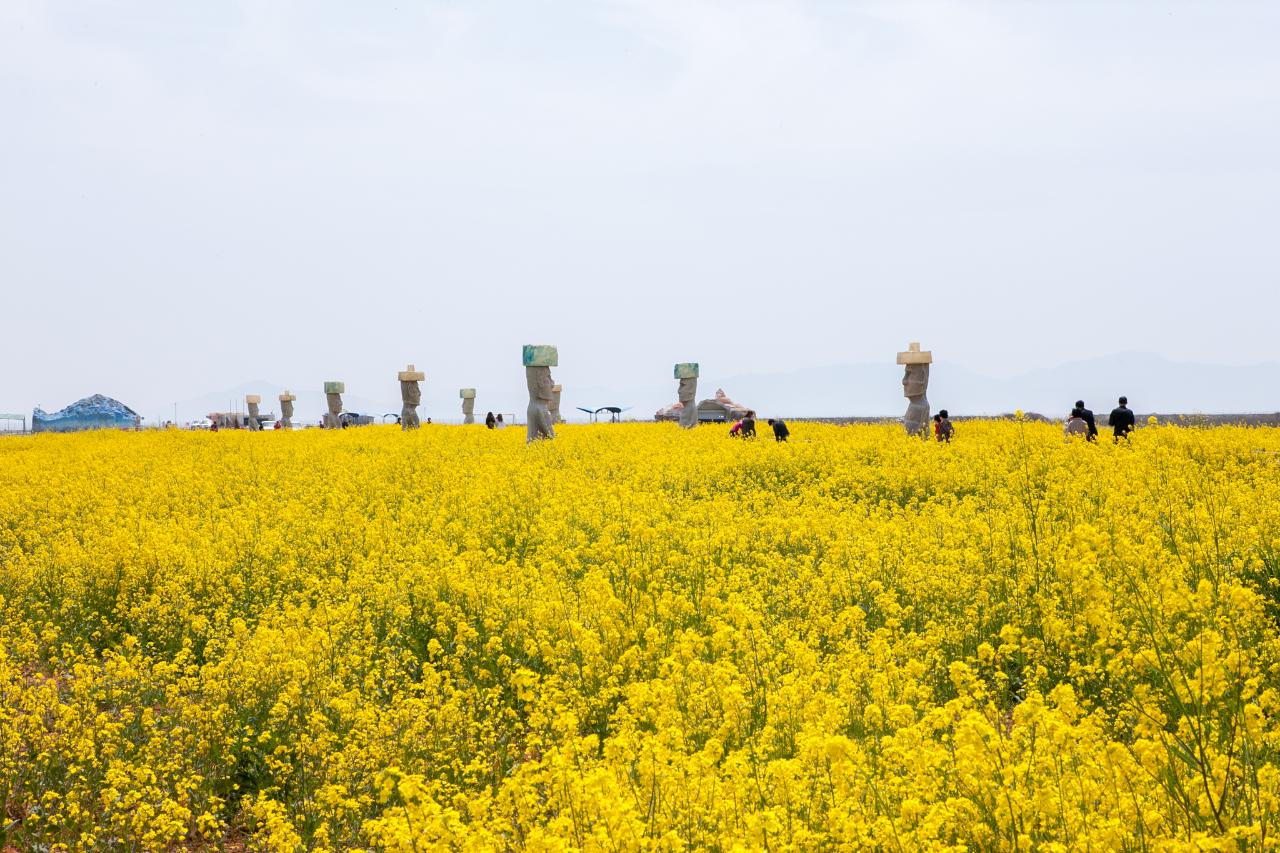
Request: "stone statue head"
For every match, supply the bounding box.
[902,363,929,398]
[678,377,697,403]
[527,367,555,402]
[401,380,421,406]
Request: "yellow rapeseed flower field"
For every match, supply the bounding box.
[2,421,1279,850]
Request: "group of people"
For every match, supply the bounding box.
[728,411,791,442]
[1064,396,1136,441]
[320,398,1137,442]
[720,396,1138,447]
[932,410,954,442]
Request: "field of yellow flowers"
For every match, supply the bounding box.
[2,421,1279,850]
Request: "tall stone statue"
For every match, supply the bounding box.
[399,364,424,430]
[459,388,476,424]
[324,381,345,429]
[551,384,563,424]
[279,390,296,430]
[246,395,262,431]
[523,344,557,443]
[675,363,699,429]
[897,342,932,435]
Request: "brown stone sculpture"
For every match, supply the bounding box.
[279,391,296,430]
[897,342,932,436]
[324,381,345,429]
[459,388,476,424]
[675,363,699,429]
[246,395,262,431]
[551,384,563,424]
[398,364,424,430]
[523,344,557,443]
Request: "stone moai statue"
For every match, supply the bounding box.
[246,395,262,431]
[323,381,345,429]
[523,344,557,443]
[897,342,932,435]
[675,363,699,429]
[459,388,476,424]
[551,384,563,424]
[399,363,424,430]
[279,390,296,430]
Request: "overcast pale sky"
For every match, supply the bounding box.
[2,1,1277,418]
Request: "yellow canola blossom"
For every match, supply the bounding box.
[1,421,1279,850]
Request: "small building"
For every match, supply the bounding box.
[0,413,27,434]
[32,394,141,433]
[339,412,375,427]
[694,398,746,423]
[656,388,751,423]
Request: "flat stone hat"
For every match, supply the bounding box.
[674,363,699,379]
[398,363,425,382]
[459,388,477,399]
[324,381,345,394]
[245,394,262,405]
[522,344,558,367]
[896,342,933,365]
[278,390,297,402]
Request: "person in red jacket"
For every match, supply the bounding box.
[936,410,954,442]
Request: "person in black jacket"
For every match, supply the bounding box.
[936,409,954,442]
[1074,400,1098,441]
[767,418,790,442]
[1108,396,1136,441]
[740,411,757,439]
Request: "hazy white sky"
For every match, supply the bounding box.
[2,1,1277,417]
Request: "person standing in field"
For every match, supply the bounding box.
[1109,396,1136,440]
[1074,400,1098,441]
[936,409,954,442]
[485,411,496,429]
[1065,407,1090,439]
[767,418,790,442]
[740,411,757,439]
[495,414,506,429]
